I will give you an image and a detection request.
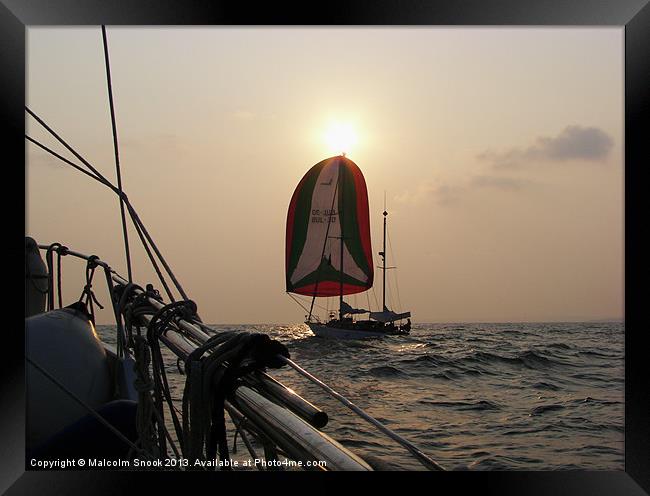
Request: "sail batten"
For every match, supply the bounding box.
[286,156,373,297]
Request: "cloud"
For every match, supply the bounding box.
[470,175,530,191]
[478,125,614,168]
[394,180,463,206]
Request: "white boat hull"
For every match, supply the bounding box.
[307,323,388,339]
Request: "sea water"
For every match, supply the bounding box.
[97,322,624,470]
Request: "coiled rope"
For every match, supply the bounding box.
[181,330,290,469]
[119,292,290,469]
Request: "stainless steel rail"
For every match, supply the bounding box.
[232,386,370,471]
[244,371,328,428]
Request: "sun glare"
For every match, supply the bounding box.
[324,123,358,156]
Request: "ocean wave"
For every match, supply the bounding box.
[419,399,501,411]
[519,350,559,368]
[532,381,562,391]
[97,322,625,470]
[365,365,408,378]
[463,350,564,370]
[530,404,565,416]
[400,354,454,367]
[568,396,622,406]
[501,427,550,436]
[467,455,530,470]
[577,445,622,456]
[577,350,622,359]
[546,342,573,350]
[569,372,618,383]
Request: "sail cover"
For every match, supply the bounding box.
[370,310,411,323]
[286,155,373,296]
[340,301,369,315]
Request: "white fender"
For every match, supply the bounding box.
[26,307,113,448]
[25,237,48,318]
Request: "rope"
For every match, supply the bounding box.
[118,284,183,461]
[78,256,104,323]
[181,331,290,469]
[130,333,184,464]
[26,134,176,302]
[25,109,185,301]
[27,131,176,300]
[25,107,114,187]
[124,205,175,302]
[26,135,108,186]
[101,266,127,357]
[56,249,66,308]
[147,300,198,454]
[44,243,69,311]
[101,25,133,284]
[118,282,146,338]
[121,200,188,301]
[131,335,160,457]
[44,243,60,311]
[287,293,312,318]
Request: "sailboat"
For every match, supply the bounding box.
[286,155,411,339]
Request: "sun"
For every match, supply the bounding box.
[324,122,358,156]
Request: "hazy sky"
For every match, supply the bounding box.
[26,27,623,324]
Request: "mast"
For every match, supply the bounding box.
[338,158,344,321]
[382,208,388,312]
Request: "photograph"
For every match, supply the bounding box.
[23,25,627,474]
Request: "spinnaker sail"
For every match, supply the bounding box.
[286,155,373,297]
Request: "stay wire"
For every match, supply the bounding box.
[26,106,112,187]
[25,107,186,300]
[101,25,133,284]
[25,131,175,301]
[26,104,187,301]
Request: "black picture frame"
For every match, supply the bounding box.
[3,1,648,494]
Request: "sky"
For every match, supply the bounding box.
[26,27,624,324]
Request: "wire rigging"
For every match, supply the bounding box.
[25,110,185,304]
[27,132,175,303]
[101,25,133,284]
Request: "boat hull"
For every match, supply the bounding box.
[307,323,390,339]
